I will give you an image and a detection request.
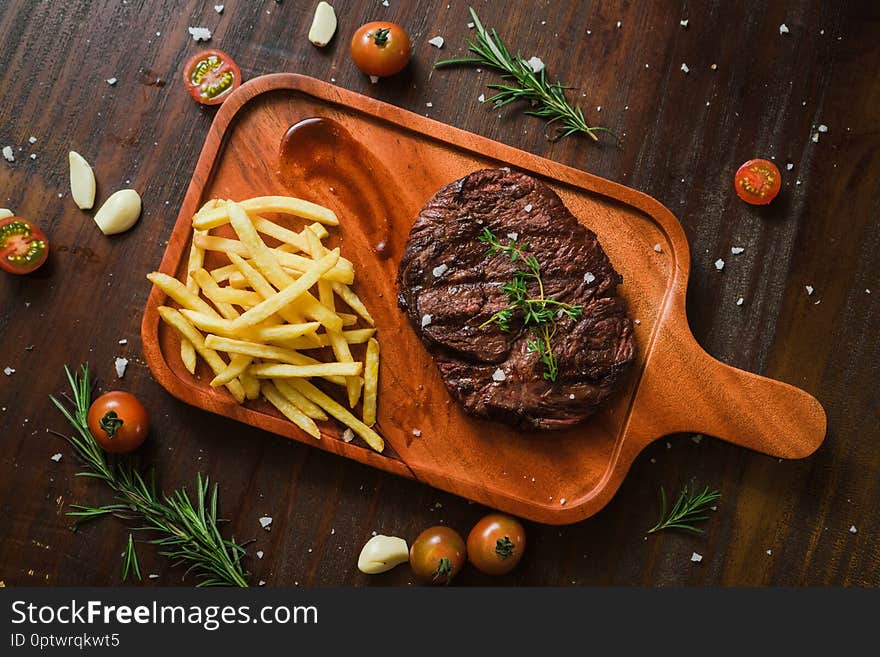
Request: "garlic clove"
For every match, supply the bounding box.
[357,535,409,574]
[93,189,142,235]
[308,1,337,47]
[0,208,13,220]
[68,151,96,210]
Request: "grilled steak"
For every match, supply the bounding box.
[397,168,636,431]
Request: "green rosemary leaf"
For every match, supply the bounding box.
[648,482,721,534]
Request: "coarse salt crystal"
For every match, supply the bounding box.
[616,21,622,29]
[478,93,486,103]
[258,580,266,586]
[29,154,36,160]
[28,136,37,144]
[114,357,128,378]
[786,162,794,170]
[421,314,433,328]
[426,102,433,107]
[849,525,858,534]
[432,263,449,277]
[51,453,62,462]
[507,232,519,241]
[560,498,566,505]
[4,367,15,376]
[691,552,703,562]
[569,394,575,400]
[766,549,773,555]
[653,243,662,253]
[107,77,117,85]
[692,435,703,444]
[527,56,545,73]
[214,4,224,13]
[412,428,422,437]
[736,297,744,306]
[805,285,814,295]
[188,26,212,42]
[467,22,475,28]
[779,23,789,34]
[148,574,159,579]
[583,272,595,284]
[680,19,689,27]
[2,146,14,162]
[715,258,725,271]
[256,550,264,559]
[382,0,389,6]
[634,319,641,325]
[259,516,273,530]
[491,368,506,382]
[680,62,689,74]
[341,428,354,443]
[428,36,445,48]
[818,124,828,133]
[369,75,379,84]
[524,204,532,212]
[731,246,745,254]
[118,339,128,345]
[710,63,717,70]
[812,132,820,143]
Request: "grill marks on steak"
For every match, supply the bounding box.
[397,169,636,431]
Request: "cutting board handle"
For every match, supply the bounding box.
[626,304,827,459]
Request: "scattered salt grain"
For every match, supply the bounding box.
[714,258,725,271]
[680,62,689,74]
[812,132,820,143]
[691,552,703,563]
[428,36,445,49]
[2,146,14,162]
[425,102,433,108]
[118,339,128,345]
[779,23,789,34]
[341,428,354,443]
[369,75,379,84]
[478,93,486,103]
[114,357,129,378]
[106,77,117,85]
[560,498,566,505]
[786,162,794,171]
[710,63,717,70]
[256,550,264,559]
[527,56,545,73]
[29,154,36,160]
[188,26,212,42]
[382,0,389,6]
[653,243,662,253]
[805,285,814,296]
[524,204,532,212]
[214,4,224,13]
[467,22,474,29]
[731,246,745,255]
[583,272,596,284]
[818,124,828,133]
[432,263,449,277]
[849,525,858,534]
[692,435,703,444]
[259,516,273,530]
[491,368,506,382]
[28,136,37,144]
[680,19,689,28]
[736,297,744,306]
[4,367,15,376]
[766,549,773,555]
[616,21,622,29]
[50,453,62,462]
[634,319,641,325]
[148,574,159,579]
[421,314,433,328]
[258,580,266,586]
[412,428,422,437]
[867,289,872,294]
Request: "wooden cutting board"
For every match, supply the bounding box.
[141,74,826,525]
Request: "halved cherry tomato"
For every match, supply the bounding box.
[87,391,149,454]
[350,22,411,77]
[0,217,49,275]
[410,526,466,585]
[183,49,242,105]
[467,513,526,576]
[734,158,781,205]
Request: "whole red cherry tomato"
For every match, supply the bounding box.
[467,513,526,575]
[87,391,149,454]
[410,526,466,585]
[350,22,411,77]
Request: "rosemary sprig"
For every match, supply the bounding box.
[435,7,610,142]
[648,482,721,534]
[49,364,250,587]
[122,533,142,582]
[478,228,582,381]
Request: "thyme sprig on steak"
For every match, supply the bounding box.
[478,227,582,381]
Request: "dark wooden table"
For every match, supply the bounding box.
[1,0,877,587]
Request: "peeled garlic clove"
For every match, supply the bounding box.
[357,535,409,574]
[94,189,141,235]
[68,151,96,210]
[0,208,13,220]
[308,1,337,47]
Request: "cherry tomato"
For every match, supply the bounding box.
[0,217,49,275]
[467,513,526,575]
[350,22,411,77]
[183,49,242,105]
[734,158,781,205]
[87,391,150,454]
[410,526,466,585]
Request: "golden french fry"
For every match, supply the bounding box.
[288,379,384,452]
[179,309,319,342]
[193,233,354,284]
[252,218,333,255]
[147,272,218,317]
[207,287,264,307]
[274,328,375,350]
[331,282,375,326]
[157,306,245,403]
[229,248,341,330]
[210,353,252,387]
[240,371,261,400]
[191,268,239,320]
[318,271,361,408]
[180,229,207,374]
[363,337,380,426]
[248,362,363,378]
[261,381,320,439]
[273,378,328,420]
[209,263,238,283]
[226,253,307,325]
[192,196,339,231]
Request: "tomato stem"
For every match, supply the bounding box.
[371,27,390,46]
[99,410,124,439]
[432,557,453,583]
[495,536,515,560]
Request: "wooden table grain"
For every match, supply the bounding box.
[1,0,877,587]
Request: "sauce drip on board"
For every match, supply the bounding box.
[278,117,395,259]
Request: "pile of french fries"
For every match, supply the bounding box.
[147,196,383,453]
